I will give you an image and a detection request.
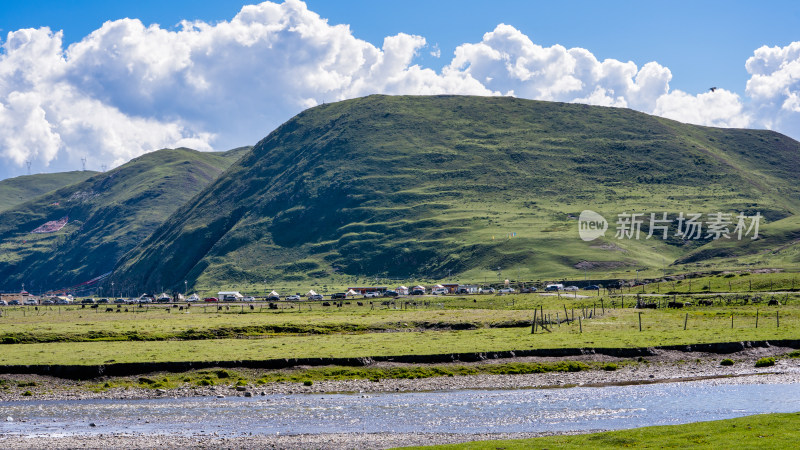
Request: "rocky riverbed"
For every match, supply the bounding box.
[1,346,799,449]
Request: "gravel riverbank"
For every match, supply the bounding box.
[1,346,799,449]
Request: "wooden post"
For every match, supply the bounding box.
[777,311,780,328]
[579,316,582,333]
[563,304,569,323]
[756,309,759,328]
[556,312,560,327]
[541,305,544,329]
[601,299,604,315]
[638,312,642,331]
[531,308,538,334]
[684,313,688,330]
[572,308,575,322]
[731,314,734,329]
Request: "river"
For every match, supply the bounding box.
[1,378,799,437]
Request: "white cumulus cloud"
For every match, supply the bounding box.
[0,0,798,180]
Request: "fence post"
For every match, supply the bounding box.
[684,313,688,330]
[638,312,642,331]
[756,309,759,328]
[579,316,582,333]
[531,309,538,334]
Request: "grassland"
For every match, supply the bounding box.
[0,171,98,212]
[0,276,798,366]
[402,412,800,449]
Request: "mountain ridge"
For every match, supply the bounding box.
[110,95,800,292]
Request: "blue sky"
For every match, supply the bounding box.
[0,1,798,179]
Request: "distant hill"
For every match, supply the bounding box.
[0,148,243,293]
[0,171,98,212]
[111,95,800,292]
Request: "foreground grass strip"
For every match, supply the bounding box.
[1,325,799,366]
[399,412,800,449]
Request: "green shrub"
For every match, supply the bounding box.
[17,381,37,387]
[22,390,33,396]
[720,359,734,366]
[303,380,313,386]
[786,350,800,359]
[755,357,776,367]
[603,363,618,371]
[138,377,156,385]
[215,369,231,379]
[197,379,213,386]
[2,337,18,344]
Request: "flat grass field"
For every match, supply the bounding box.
[0,274,798,366]
[401,412,800,449]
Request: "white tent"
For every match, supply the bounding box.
[346,289,358,297]
[434,284,444,289]
[269,290,280,297]
[396,286,409,295]
[187,293,200,302]
[157,293,171,301]
[306,290,318,297]
[414,285,426,292]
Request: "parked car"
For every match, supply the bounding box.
[55,298,71,305]
[479,287,495,294]
[544,285,561,292]
[42,300,54,305]
[286,295,301,301]
[243,296,256,302]
[0,300,7,306]
[431,288,448,295]
[331,293,346,300]
[364,291,381,298]
[520,287,538,293]
[266,294,281,301]
[383,290,399,297]
[585,285,601,291]
[24,299,39,305]
[309,294,324,301]
[498,288,516,294]
[138,297,153,304]
[96,298,110,304]
[564,286,580,291]
[114,298,126,304]
[410,289,425,295]
[8,300,21,305]
[81,298,95,304]
[203,297,218,302]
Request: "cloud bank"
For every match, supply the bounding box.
[1,0,798,178]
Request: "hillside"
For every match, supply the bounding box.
[0,171,99,212]
[0,148,243,293]
[112,95,800,291]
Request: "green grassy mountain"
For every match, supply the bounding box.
[0,147,249,293]
[0,171,99,212]
[111,95,800,291]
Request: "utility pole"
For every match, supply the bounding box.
[25,160,31,175]
[81,157,87,171]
